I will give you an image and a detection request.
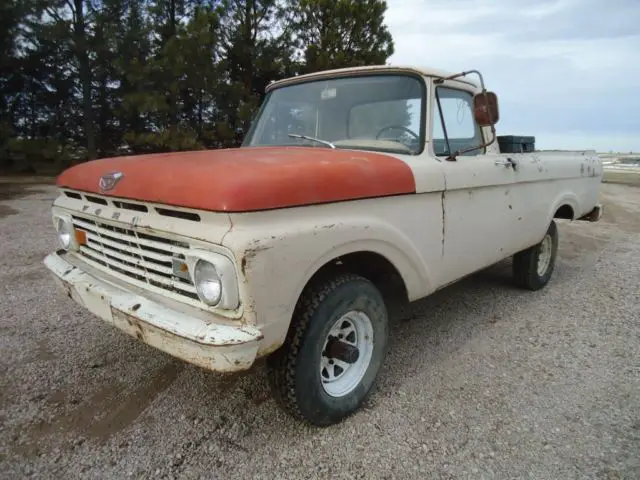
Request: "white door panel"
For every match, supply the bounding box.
[440,156,520,285]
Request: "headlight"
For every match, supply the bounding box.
[186,250,239,310]
[193,260,222,306]
[56,217,74,250]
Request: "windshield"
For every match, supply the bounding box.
[242,74,425,155]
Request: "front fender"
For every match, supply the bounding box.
[295,235,431,307]
[223,199,440,356]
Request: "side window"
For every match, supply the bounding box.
[432,87,483,156]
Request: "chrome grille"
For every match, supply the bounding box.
[71,215,198,300]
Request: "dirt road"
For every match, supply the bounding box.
[1,182,638,479]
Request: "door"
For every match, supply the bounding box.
[433,85,522,286]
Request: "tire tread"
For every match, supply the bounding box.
[266,273,365,421]
[512,220,558,290]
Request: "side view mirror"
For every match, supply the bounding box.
[436,70,500,160]
[473,91,499,126]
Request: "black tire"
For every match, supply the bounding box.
[266,273,389,426]
[513,220,559,290]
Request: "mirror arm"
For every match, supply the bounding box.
[435,69,486,86]
[445,123,497,161]
[436,69,498,161]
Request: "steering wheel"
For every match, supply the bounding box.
[375,125,419,141]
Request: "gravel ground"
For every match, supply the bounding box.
[1,182,638,479]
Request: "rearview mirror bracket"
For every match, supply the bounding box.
[434,70,500,161]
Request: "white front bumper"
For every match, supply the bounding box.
[44,251,262,372]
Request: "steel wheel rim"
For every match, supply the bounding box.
[537,234,553,276]
[320,310,374,398]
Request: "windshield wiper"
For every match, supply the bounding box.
[287,133,336,149]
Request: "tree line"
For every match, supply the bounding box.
[0,0,394,174]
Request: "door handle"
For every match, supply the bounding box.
[495,158,518,170]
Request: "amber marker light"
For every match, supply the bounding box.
[74,228,87,246]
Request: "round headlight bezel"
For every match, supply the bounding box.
[193,259,222,306]
[56,217,74,250]
[185,250,239,311]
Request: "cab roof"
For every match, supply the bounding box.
[266,64,481,92]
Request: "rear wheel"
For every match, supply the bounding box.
[266,273,389,426]
[513,220,559,290]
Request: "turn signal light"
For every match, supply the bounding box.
[74,229,87,246]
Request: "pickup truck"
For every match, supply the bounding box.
[44,65,603,426]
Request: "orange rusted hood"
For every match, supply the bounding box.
[56,146,416,212]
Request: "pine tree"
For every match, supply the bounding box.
[1,0,400,170]
[291,0,394,74]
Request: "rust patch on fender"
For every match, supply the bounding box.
[241,242,272,276]
[241,257,248,276]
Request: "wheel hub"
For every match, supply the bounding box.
[324,335,360,364]
[320,311,374,398]
[537,234,553,276]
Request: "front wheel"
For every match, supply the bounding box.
[266,273,389,426]
[513,220,559,290]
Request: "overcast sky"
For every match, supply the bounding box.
[384,0,640,152]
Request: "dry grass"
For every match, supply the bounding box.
[603,169,640,187]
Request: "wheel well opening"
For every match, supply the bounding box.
[304,251,409,307]
[554,204,574,220]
